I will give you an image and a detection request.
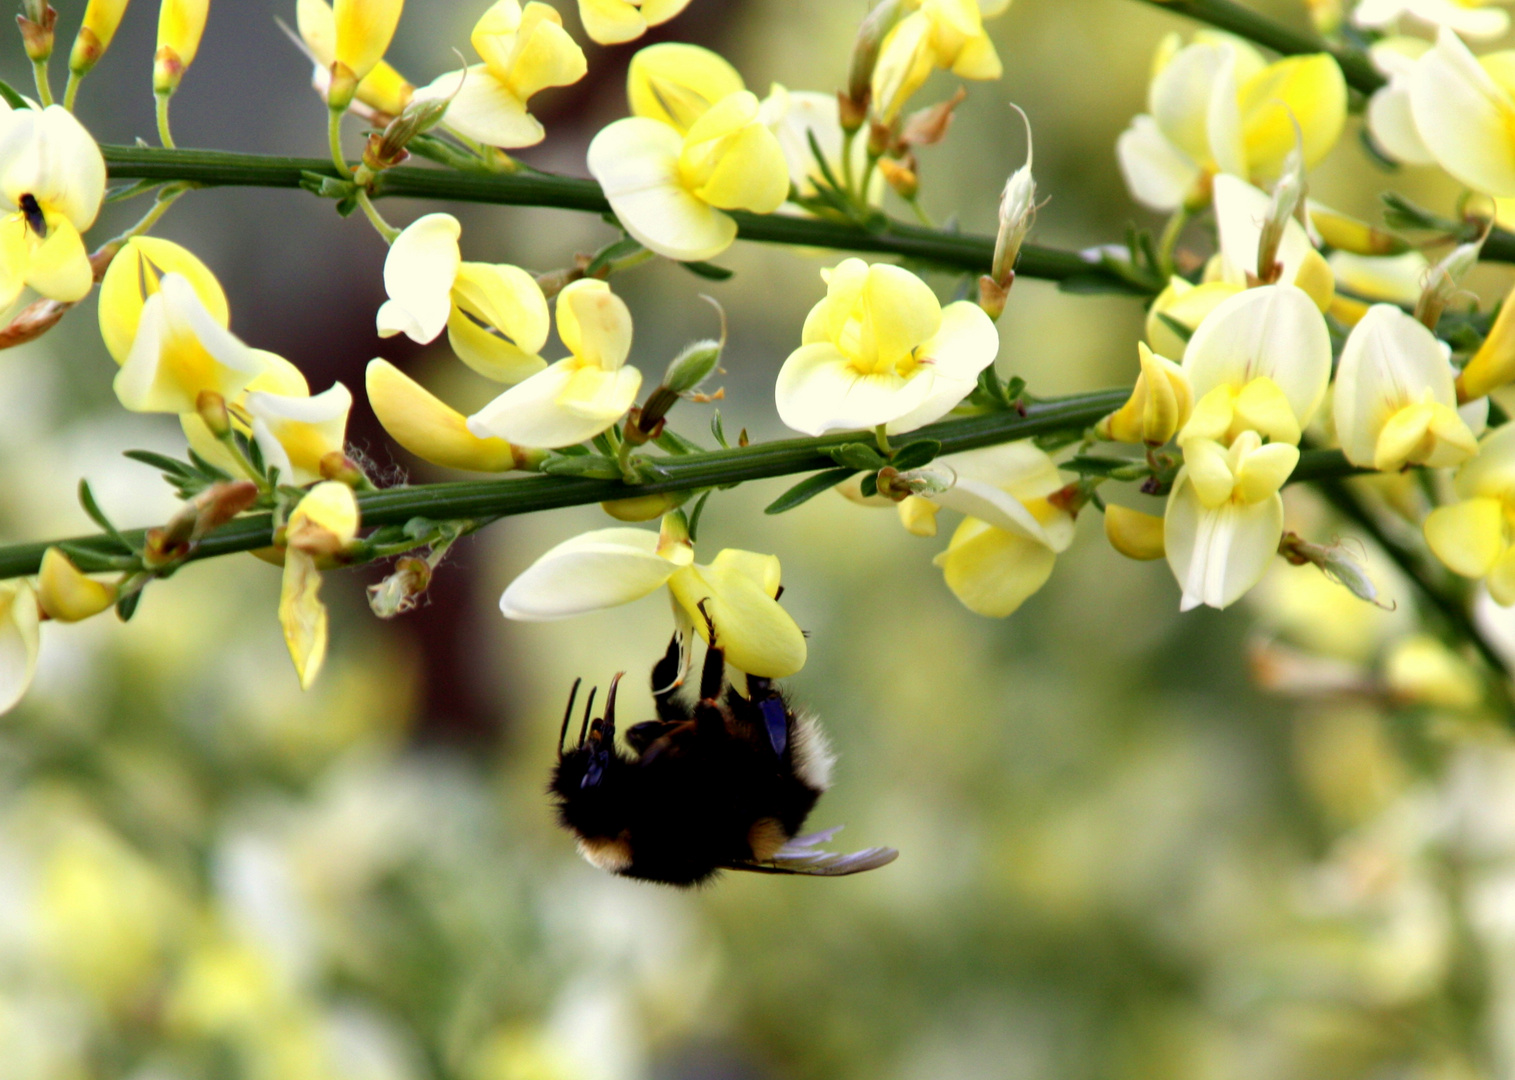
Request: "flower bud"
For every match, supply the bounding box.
[37,548,117,622]
[366,358,543,472]
[18,2,56,62]
[1104,505,1165,561]
[663,340,722,395]
[69,0,127,76]
[845,0,902,130]
[154,0,209,95]
[877,156,918,200]
[1257,148,1305,285]
[990,104,1038,289]
[1415,240,1481,331]
[1096,343,1192,446]
[195,390,230,439]
[363,89,449,171]
[366,555,429,618]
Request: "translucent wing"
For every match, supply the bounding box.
[726,827,898,877]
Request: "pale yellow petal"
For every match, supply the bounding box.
[367,358,520,472]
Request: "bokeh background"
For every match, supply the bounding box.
[6,1,1515,1077]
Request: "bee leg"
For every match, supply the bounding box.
[557,677,583,759]
[651,634,688,723]
[696,600,725,702]
[745,676,789,758]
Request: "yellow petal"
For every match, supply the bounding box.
[23,214,92,303]
[579,0,649,46]
[1238,54,1347,180]
[367,358,520,472]
[37,547,117,622]
[333,0,404,81]
[556,279,633,370]
[499,4,586,101]
[500,526,680,619]
[1233,440,1299,503]
[280,550,329,691]
[0,580,40,715]
[98,236,229,366]
[449,261,549,382]
[898,495,940,537]
[668,552,807,677]
[932,517,1057,618]
[627,42,744,132]
[1184,437,1237,507]
[157,0,210,69]
[1384,634,1483,709]
[1233,377,1303,445]
[679,91,790,214]
[1425,496,1507,577]
[247,382,353,486]
[1104,505,1166,560]
[1460,276,1515,401]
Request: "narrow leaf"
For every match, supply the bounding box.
[686,490,713,540]
[679,260,734,281]
[890,439,941,471]
[123,449,194,477]
[77,480,137,554]
[827,442,888,471]
[765,468,858,515]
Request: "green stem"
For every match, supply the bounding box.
[155,93,175,150]
[841,129,858,199]
[327,107,351,178]
[111,183,190,245]
[1124,0,1384,95]
[96,145,1141,290]
[1156,205,1189,279]
[31,58,52,107]
[355,189,400,243]
[906,197,933,228]
[62,69,80,112]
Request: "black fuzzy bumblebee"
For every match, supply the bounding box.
[551,626,897,886]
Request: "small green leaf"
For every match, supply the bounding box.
[584,236,644,278]
[890,439,941,471]
[0,79,29,110]
[116,589,143,623]
[679,260,734,281]
[541,455,623,479]
[77,480,137,554]
[711,412,729,448]
[403,517,439,540]
[827,442,888,471]
[764,468,858,515]
[655,428,705,455]
[860,472,879,498]
[245,433,266,477]
[686,490,713,540]
[975,367,1012,408]
[591,432,617,456]
[123,449,194,477]
[186,450,233,481]
[55,542,136,573]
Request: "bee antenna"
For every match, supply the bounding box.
[558,678,582,758]
[603,672,624,745]
[578,685,598,748]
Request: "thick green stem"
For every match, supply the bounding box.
[1125,0,1384,94]
[96,145,1137,290]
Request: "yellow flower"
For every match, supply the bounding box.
[296,0,413,116]
[280,481,360,689]
[1096,342,1193,446]
[246,382,353,486]
[1333,303,1477,472]
[1178,284,1332,447]
[332,0,404,84]
[774,258,998,436]
[0,579,40,715]
[467,279,640,448]
[36,548,116,622]
[1116,33,1346,211]
[366,358,532,472]
[1408,27,1515,195]
[871,0,1011,125]
[500,515,807,678]
[1424,423,1515,603]
[927,441,1075,618]
[112,273,270,414]
[577,0,691,45]
[412,1,585,149]
[154,0,210,93]
[588,44,789,261]
[1165,430,1299,610]
[99,236,228,363]
[376,212,550,382]
[0,104,106,309]
[1104,505,1166,561]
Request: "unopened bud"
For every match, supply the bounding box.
[867,120,891,159]
[152,46,185,95]
[978,274,1010,321]
[192,480,259,537]
[1104,505,1165,561]
[195,390,230,439]
[875,465,952,501]
[327,61,359,112]
[837,88,868,135]
[365,92,451,171]
[846,0,902,126]
[367,556,431,618]
[991,105,1038,288]
[1258,148,1305,284]
[17,3,56,62]
[69,0,128,76]
[899,88,966,150]
[1279,532,1392,608]
[37,547,116,622]
[877,156,918,200]
[319,451,369,488]
[1416,240,1481,330]
[664,340,722,395]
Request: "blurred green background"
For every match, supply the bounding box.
[4,1,1515,1078]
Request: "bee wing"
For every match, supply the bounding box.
[726,828,898,876]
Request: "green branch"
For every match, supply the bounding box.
[1126,0,1385,94]
[98,145,1137,291]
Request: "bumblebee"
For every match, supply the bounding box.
[550,626,897,886]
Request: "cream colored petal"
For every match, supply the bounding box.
[1183,283,1331,431]
[98,236,229,366]
[1164,472,1283,610]
[947,440,1066,500]
[0,216,26,312]
[1368,81,1436,165]
[33,106,106,231]
[500,527,678,619]
[0,581,40,715]
[774,342,932,436]
[413,66,543,149]
[932,476,1061,549]
[1212,174,1323,307]
[556,278,633,371]
[246,382,353,486]
[932,517,1057,618]
[884,302,998,433]
[1206,51,1247,178]
[1329,250,1428,306]
[587,117,738,262]
[1116,114,1200,213]
[1149,42,1229,164]
[1237,54,1347,178]
[1405,0,1510,38]
[627,42,745,131]
[640,0,691,26]
[466,359,627,448]
[297,0,338,64]
[448,307,548,385]
[1333,302,1458,468]
[1410,28,1515,196]
[555,363,642,422]
[377,213,462,343]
